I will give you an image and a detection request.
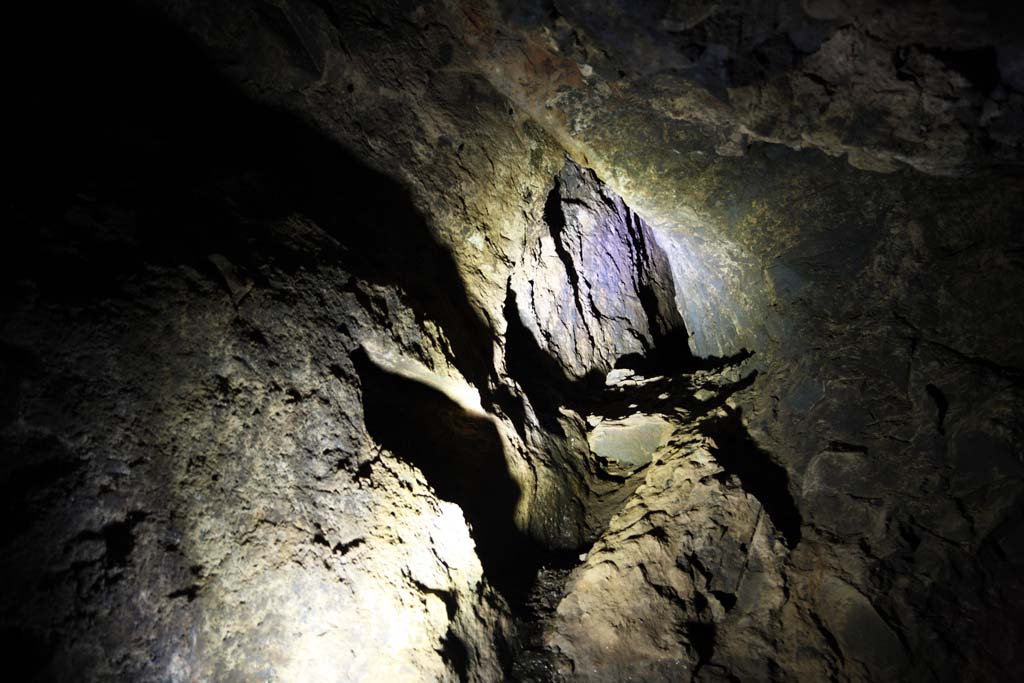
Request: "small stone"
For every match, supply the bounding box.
[606,368,635,386]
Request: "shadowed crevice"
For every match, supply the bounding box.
[502,286,606,435]
[925,383,949,436]
[352,347,547,606]
[700,406,803,547]
[543,177,587,320]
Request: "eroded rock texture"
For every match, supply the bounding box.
[3,1,1023,682]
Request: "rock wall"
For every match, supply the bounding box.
[508,159,687,380]
[4,6,529,680]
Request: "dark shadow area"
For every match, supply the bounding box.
[925,383,949,436]
[506,564,577,682]
[543,178,590,323]
[7,1,495,392]
[686,348,756,372]
[622,209,697,376]
[700,406,803,547]
[352,347,561,607]
[440,628,471,683]
[685,620,717,673]
[924,45,1000,96]
[502,286,605,436]
[0,433,83,549]
[628,301,696,374]
[0,627,53,683]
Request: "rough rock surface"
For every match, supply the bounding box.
[4,27,513,678]
[4,1,1024,682]
[509,159,686,380]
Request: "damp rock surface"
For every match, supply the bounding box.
[586,413,674,468]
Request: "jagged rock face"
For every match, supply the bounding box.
[4,1,1024,682]
[509,159,686,380]
[1,206,511,681]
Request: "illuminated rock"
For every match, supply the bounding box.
[587,413,674,468]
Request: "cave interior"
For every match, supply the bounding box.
[3,1,1024,682]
